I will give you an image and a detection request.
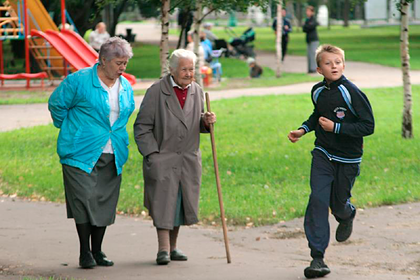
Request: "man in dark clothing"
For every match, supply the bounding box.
[272,8,292,61]
[288,44,374,279]
[303,5,319,73]
[178,9,193,48]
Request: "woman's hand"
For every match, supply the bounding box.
[203,112,216,127]
[288,129,305,143]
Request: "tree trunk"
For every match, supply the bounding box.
[343,0,350,27]
[160,0,170,78]
[400,0,413,138]
[275,2,282,78]
[193,0,203,87]
[296,2,302,29]
[110,1,127,37]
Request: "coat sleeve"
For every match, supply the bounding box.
[133,88,160,157]
[334,88,375,137]
[48,76,76,128]
[298,89,320,133]
[199,89,210,133]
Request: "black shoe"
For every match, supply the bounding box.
[170,249,188,261]
[304,258,331,279]
[93,251,114,266]
[336,210,356,242]
[79,251,97,269]
[156,251,170,265]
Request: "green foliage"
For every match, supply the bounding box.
[136,0,160,18]
[0,86,419,226]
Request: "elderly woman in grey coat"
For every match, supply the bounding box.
[133,49,216,265]
[49,37,134,268]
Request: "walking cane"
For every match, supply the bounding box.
[205,92,232,264]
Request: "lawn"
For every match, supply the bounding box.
[0,86,418,226]
[0,89,146,105]
[211,25,420,69]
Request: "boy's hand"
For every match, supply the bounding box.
[288,129,305,143]
[319,117,334,132]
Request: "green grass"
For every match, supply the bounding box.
[0,89,145,105]
[125,43,163,79]
[212,25,420,69]
[0,86,419,226]
[0,90,51,105]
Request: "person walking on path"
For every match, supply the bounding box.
[48,37,135,269]
[133,49,216,265]
[89,22,111,52]
[287,44,375,278]
[272,8,292,61]
[303,6,319,73]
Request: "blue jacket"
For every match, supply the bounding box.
[48,63,135,175]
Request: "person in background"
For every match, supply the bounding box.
[48,37,135,269]
[247,57,263,78]
[203,22,218,48]
[89,22,111,52]
[200,32,223,82]
[272,8,292,61]
[133,49,216,265]
[178,9,194,48]
[186,31,205,69]
[303,5,319,73]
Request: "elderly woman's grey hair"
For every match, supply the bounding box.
[98,36,133,64]
[169,49,197,71]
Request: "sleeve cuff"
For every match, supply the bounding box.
[299,124,310,133]
[334,123,341,134]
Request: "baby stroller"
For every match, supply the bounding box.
[226,27,256,58]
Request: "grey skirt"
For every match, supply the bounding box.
[62,153,122,227]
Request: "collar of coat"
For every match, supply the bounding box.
[161,74,198,129]
[91,63,125,94]
[170,75,192,90]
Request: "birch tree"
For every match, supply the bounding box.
[160,0,170,77]
[192,0,203,86]
[275,2,283,78]
[398,0,414,138]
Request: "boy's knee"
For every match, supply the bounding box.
[308,193,329,209]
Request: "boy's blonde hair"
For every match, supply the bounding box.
[315,44,345,66]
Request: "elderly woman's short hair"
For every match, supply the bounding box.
[99,36,133,64]
[169,49,197,71]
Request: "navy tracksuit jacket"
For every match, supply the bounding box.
[298,75,374,258]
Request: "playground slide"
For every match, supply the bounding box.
[60,29,137,85]
[10,0,58,32]
[11,0,136,84]
[31,29,86,70]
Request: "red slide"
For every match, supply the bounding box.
[30,29,136,85]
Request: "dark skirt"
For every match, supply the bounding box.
[62,153,121,227]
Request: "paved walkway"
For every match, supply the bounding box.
[1,22,420,280]
[1,196,419,280]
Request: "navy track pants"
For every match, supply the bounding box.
[304,149,360,259]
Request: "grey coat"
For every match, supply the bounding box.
[133,75,208,229]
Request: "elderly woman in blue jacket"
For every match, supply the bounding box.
[48,37,135,269]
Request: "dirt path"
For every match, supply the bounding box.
[1,196,419,280]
